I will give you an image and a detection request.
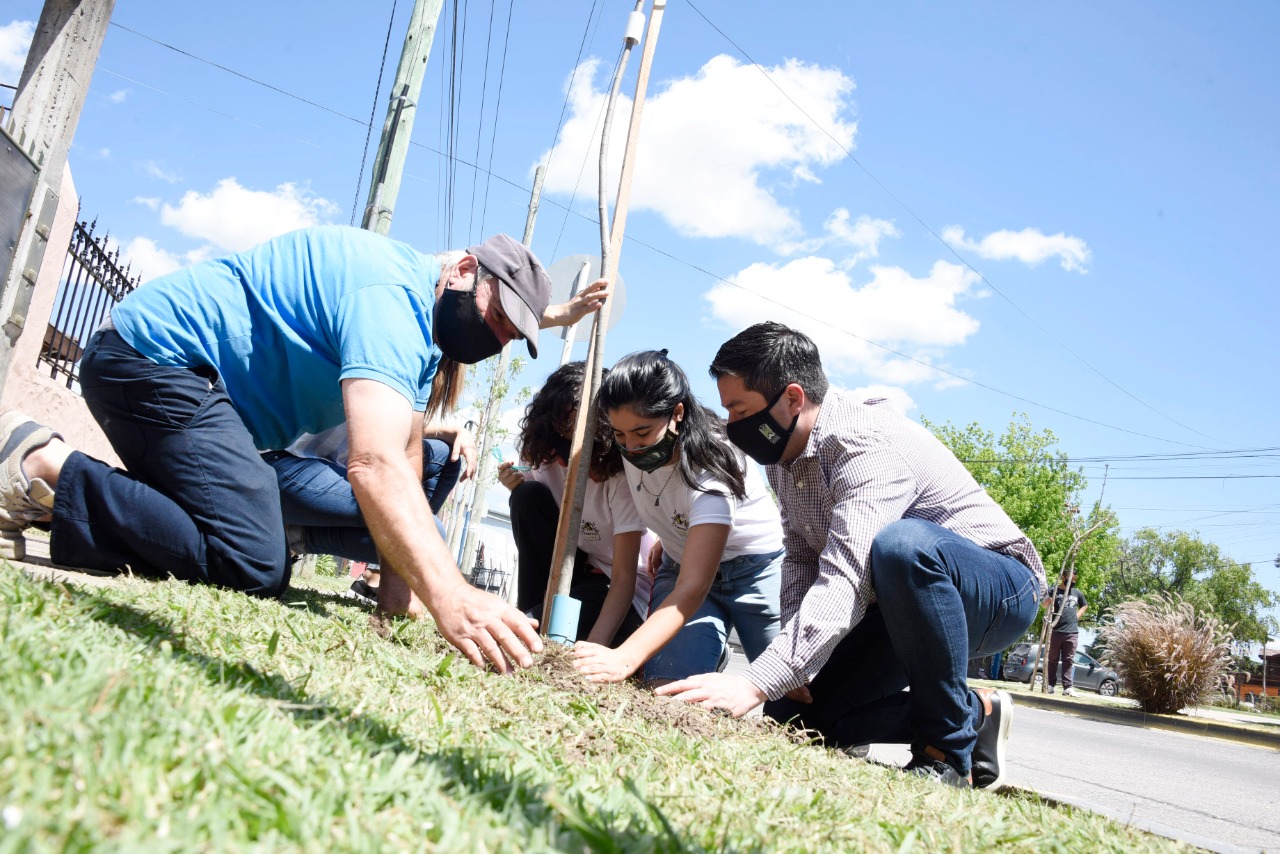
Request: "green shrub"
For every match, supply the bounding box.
[1099,595,1232,714]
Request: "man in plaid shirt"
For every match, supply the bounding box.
[659,322,1045,790]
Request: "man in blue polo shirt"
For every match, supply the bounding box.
[0,226,605,673]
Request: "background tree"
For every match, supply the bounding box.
[443,356,530,576]
[1097,528,1280,644]
[924,413,1121,616]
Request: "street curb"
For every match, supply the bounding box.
[1014,691,1280,751]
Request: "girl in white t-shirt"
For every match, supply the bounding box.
[498,361,651,646]
[574,350,784,685]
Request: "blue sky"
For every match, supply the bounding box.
[4,1,1278,617]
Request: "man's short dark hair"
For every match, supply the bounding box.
[710,321,829,403]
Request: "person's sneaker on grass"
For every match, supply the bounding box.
[0,412,62,561]
[346,577,378,607]
[1063,686,1075,697]
[903,746,971,788]
[971,687,1013,790]
[1046,685,1055,694]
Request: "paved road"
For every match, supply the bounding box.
[869,704,1280,853]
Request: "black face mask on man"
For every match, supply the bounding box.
[725,386,797,466]
[434,283,503,364]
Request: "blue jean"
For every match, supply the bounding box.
[50,329,289,596]
[262,439,461,563]
[643,546,783,682]
[764,519,1039,775]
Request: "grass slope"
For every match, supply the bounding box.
[0,568,1186,852]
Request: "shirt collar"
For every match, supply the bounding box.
[779,389,845,471]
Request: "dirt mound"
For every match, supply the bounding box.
[523,642,788,744]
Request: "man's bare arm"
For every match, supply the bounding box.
[342,377,542,671]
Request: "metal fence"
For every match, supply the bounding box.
[40,218,140,388]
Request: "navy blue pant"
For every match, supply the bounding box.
[263,438,461,563]
[50,330,289,596]
[764,519,1039,774]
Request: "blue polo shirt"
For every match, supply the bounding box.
[111,226,442,450]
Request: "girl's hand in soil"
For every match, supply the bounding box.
[572,642,639,683]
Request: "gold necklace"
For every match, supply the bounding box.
[636,466,679,506]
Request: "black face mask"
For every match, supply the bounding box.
[725,387,797,466]
[619,428,678,473]
[551,434,573,464]
[434,285,503,364]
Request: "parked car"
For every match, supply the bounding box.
[1002,643,1121,696]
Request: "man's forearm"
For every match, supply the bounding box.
[349,456,462,608]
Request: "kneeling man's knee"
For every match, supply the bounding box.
[869,519,938,591]
[870,519,933,565]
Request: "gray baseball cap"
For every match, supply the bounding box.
[468,234,552,358]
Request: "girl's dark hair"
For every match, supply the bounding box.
[599,350,746,500]
[518,361,622,480]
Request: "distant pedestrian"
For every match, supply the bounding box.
[1045,570,1088,696]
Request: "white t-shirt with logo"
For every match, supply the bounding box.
[621,456,783,565]
[526,464,653,618]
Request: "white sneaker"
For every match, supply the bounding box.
[1063,687,1076,697]
[0,411,62,561]
[1046,686,1055,695]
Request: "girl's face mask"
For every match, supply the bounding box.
[617,427,679,473]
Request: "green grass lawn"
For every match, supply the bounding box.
[0,567,1189,852]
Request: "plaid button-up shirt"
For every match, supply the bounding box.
[744,390,1046,699]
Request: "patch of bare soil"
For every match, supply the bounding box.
[524,642,791,745]
[368,611,394,640]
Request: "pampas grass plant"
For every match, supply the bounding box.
[1100,594,1233,714]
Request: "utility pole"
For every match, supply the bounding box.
[0,0,116,396]
[459,165,544,598]
[361,0,445,235]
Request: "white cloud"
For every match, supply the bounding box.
[774,209,900,259]
[0,20,34,86]
[120,180,339,279]
[143,161,182,184]
[845,383,916,415]
[705,255,982,386]
[119,236,214,283]
[942,225,1091,273]
[159,178,339,251]
[108,89,129,104]
[537,55,856,251]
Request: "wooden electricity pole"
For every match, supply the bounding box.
[361,0,445,235]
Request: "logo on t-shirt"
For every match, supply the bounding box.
[671,512,689,535]
[581,521,601,542]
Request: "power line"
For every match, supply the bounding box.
[551,45,625,262]
[477,0,516,239]
[680,0,1226,449]
[94,23,1246,453]
[350,0,400,226]
[108,22,369,127]
[956,447,1280,465]
[465,0,497,245]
